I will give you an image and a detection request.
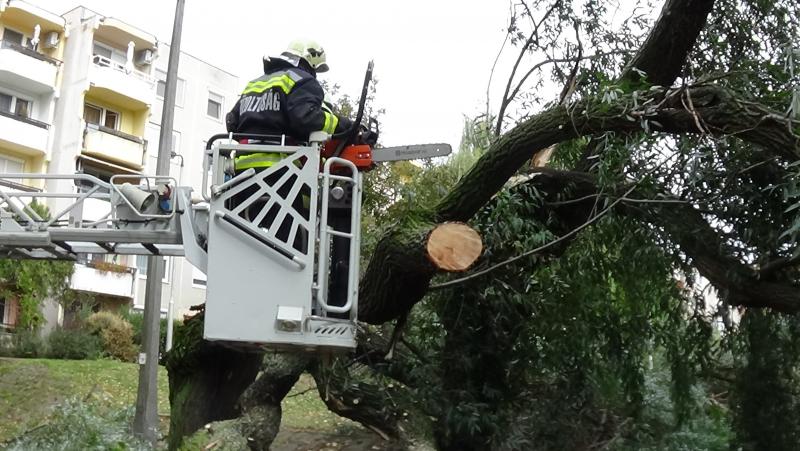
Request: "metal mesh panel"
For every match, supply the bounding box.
[218,150,316,259]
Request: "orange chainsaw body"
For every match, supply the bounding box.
[321,140,374,171]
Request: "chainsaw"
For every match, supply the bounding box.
[321,61,452,170]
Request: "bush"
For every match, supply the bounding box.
[46,328,102,360]
[6,330,46,358]
[84,312,138,362]
[121,308,172,358]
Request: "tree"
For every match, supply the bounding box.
[0,202,74,330]
[166,0,800,449]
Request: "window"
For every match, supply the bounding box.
[0,91,33,119]
[191,265,207,288]
[155,69,186,107]
[171,130,180,154]
[156,76,165,98]
[92,42,112,59]
[0,154,24,182]
[0,93,11,112]
[92,41,126,66]
[136,255,171,283]
[0,297,6,325]
[104,110,119,129]
[207,92,223,119]
[92,42,112,66]
[2,28,24,46]
[83,103,102,124]
[14,98,30,118]
[84,103,120,130]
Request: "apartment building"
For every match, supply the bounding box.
[0,2,240,331]
[0,0,65,333]
[46,6,159,314]
[0,0,64,188]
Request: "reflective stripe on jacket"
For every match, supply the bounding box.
[225,60,352,142]
[226,60,352,171]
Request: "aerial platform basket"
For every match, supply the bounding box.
[0,132,362,353]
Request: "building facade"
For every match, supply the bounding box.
[0,1,240,331]
[0,0,66,334]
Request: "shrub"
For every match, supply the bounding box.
[121,308,173,358]
[46,328,102,360]
[84,312,138,362]
[7,330,46,358]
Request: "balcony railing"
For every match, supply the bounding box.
[83,123,146,168]
[70,262,136,299]
[0,108,49,129]
[91,54,154,83]
[88,123,144,144]
[1,41,60,66]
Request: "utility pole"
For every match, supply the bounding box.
[133,0,185,443]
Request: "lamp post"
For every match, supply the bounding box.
[133,0,185,444]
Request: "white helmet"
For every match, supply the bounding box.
[272,39,329,73]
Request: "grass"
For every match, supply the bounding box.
[0,358,169,442]
[0,358,403,451]
[0,357,361,444]
[281,373,358,431]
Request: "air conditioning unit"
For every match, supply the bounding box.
[135,48,155,66]
[43,32,59,49]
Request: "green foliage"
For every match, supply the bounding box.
[0,259,74,330]
[0,330,46,358]
[0,201,74,330]
[46,328,102,360]
[419,177,715,449]
[730,311,800,450]
[84,312,138,362]
[610,357,731,451]
[120,308,171,359]
[4,399,149,451]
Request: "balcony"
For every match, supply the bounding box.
[0,108,48,155]
[88,55,155,107]
[0,41,59,93]
[82,123,146,169]
[70,262,136,299]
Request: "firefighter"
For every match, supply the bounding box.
[226,39,353,161]
[225,39,352,252]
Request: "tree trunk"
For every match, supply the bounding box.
[165,312,263,450]
[359,217,482,324]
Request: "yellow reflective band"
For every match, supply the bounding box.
[234,152,284,170]
[242,74,297,95]
[323,111,338,134]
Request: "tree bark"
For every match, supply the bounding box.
[359,216,481,324]
[165,312,263,450]
[620,0,716,86]
[177,353,311,451]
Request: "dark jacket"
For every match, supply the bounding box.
[226,60,352,141]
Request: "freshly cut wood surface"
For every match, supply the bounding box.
[426,223,482,271]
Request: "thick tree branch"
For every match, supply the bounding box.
[620,0,716,86]
[359,84,800,324]
[437,85,800,223]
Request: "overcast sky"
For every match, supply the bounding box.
[29,0,514,150]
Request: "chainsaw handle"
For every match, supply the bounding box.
[333,60,374,158]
